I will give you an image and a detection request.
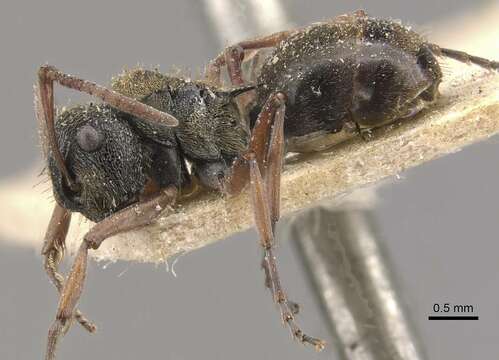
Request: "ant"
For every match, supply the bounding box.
[38,10,498,360]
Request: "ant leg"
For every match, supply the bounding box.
[248,154,324,351]
[224,45,247,87]
[206,9,369,86]
[257,97,300,316]
[42,204,96,333]
[224,92,284,194]
[249,52,262,83]
[352,9,368,18]
[225,92,325,350]
[205,9,369,85]
[263,95,285,229]
[45,187,177,360]
[37,65,178,126]
[261,257,300,314]
[332,9,368,23]
[250,92,285,300]
[342,120,374,142]
[429,45,499,70]
[205,30,292,86]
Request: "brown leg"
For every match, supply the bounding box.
[263,97,285,229]
[225,92,325,351]
[249,52,262,83]
[429,45,499,70]
[42,204,96,333]
[205,30,292,86]
[332,9,368,23]
[205,10,371,86]
[224,92,285,195]
[45,187,177,360]
[248,155,324,351]
[36,65,179,192]
[260,258,299,315]
[224,45,246,87]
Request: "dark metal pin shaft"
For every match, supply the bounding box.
[285,201,427,360]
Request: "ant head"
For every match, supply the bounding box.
[47,104,149,222]
[36,66,181,222]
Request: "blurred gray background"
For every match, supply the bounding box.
[1,0,498,359]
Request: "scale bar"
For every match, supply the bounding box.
[428,316,479,320]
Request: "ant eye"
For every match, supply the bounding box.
[76,124,104,152]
